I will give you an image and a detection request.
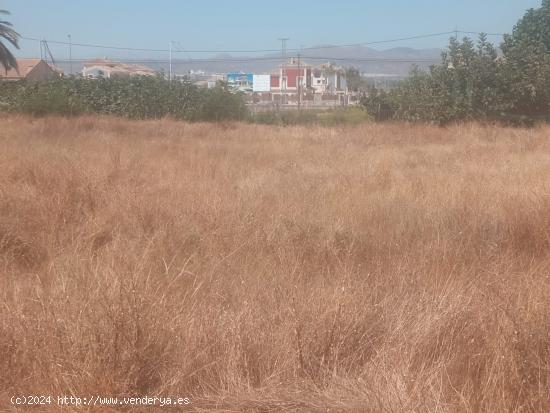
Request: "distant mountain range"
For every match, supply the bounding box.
[56,45,444,77]
[167,45,443,76]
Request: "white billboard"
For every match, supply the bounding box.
[253,75,271,92]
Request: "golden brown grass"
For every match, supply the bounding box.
[2,114,550,412]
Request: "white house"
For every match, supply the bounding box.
[82,59,156,79]
[311,63,347,95]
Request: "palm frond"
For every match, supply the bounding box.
[0,24,19,47]
[0,41,17,72]
[0,10,19,72]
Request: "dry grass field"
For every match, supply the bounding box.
[2,115,550,412]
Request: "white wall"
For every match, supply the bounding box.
[253,75,271,92]
[82,66,112,78]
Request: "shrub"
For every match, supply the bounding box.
[195,85,248,122]
[15,80,86,116]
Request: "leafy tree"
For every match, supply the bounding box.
[360,87,396,121]
[345,67,369,92]
[0,10,19,73]
[195,83,248,121]
[361,1,550,124]
[432,35,504,121]
[500,0,550,119]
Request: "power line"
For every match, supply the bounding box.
[18,30,502,55]
[325,31,456,49]
[20,35,169,52]
[29,56,441,64]
[458,30,506,37]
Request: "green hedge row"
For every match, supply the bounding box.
[0,76,248,122]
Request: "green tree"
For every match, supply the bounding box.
[362,34,506,124]
[345,67,369,92]
[501,0,550,120]
[0,10,19,72]
[196,83,248,122]
[361,1,550,124]
[435,34,504,121]
[359,88,394,121]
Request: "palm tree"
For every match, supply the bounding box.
[0,10,19,73]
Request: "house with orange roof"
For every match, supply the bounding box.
[0,59,62,81]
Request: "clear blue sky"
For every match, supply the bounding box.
[2,0,543,59]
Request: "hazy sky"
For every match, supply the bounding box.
[2,0,543,59]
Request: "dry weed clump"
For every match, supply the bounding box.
[2,114,550,411]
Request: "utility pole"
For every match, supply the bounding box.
[297,51,301,111]
[278,38,289,105]
[169,41,173,83]
[41,40,56,67]
[278,38,289,58]
[68,35,73,75]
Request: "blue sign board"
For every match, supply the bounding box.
[227,73,254,92]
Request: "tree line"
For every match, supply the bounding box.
[362,1,550,125]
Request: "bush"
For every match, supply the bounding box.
[195,85,248,122]
[15,81,86,116]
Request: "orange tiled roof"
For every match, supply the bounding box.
[0,59,43,79]
[83,59,156,75]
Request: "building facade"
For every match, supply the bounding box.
[227,58,349,106]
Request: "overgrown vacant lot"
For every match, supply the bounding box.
[2,115,550,412]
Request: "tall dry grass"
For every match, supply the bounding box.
[1,115,550,412]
